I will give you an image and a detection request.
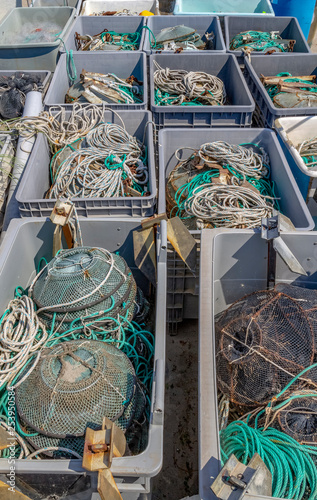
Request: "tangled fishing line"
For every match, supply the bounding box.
[14,104,104,148]
[230,30,295,54]
[153,61,226,106]
[48,121,148,199]
[167,141,278,229]
[262,72,317,109]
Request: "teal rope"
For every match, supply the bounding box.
[56,37,77,83]
[230,30,288,53]
[220,421,317,499]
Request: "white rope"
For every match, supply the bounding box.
[153,60,226,106]
[184,183,274,229]
[14,104,104,148]
[0,295,47,387]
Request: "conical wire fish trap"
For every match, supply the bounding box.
[277,393,317,444]
[15,339,140,438]
[29,247,137,335]
[215,287,316,407]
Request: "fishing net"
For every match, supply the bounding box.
[276,394,317,444]
[215,286,316,407]
[0,73,44,119]
[18,378,147,458]
[15,339,141,438]
[29,247,137,336]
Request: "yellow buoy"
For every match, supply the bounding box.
[139,10,154,15]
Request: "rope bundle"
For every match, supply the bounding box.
[184,183,273,229]
[298,137,317,168]
[0,295,47,388]
[153,61,226,106]
[49,122,148,199]
[15,104,104,148]
[168,141,277,229]
[221,421,317,499]
[198,141,269,179]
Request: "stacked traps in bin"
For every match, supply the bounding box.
[215,283,317,441]
[166,141,278,229]
[0,245,152,458]
[15,339,146,458]
[29,246,141,337]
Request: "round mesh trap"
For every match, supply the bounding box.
[29,247,137,334]
[15,339,138,438]
[21,380,147,458]
[215,288,315,407]
[277,395,317,444]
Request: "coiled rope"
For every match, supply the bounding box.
[153,61,226,106]
[0,295,47,387]
[298,137,317,168]
[48,122,148,199]
[15,104,104,148]
[184,183,274,229]
[169,142,278,228]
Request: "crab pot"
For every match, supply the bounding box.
[0,217,167,500]
[44,51,147,110]
[159,127,314,327]
[16,110,156,217]
[199,228,317,500]
[0,7,75,71]
[143,15,226,54]
[150,53,255,128]
[224,16,311,65]
[244,53,317,128]
[173,0,274,16]
[61,15,147,53]
[80,0,157,15]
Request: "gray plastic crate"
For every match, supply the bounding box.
[244,54,317,128]
[0,7,75,72]
[61,15,147,53]
[199,228,317,500]
[32,0,82,15]
[0,69,51,91]
[143,15,225,54]
[150,53,255,128]
[44,51,147,110]
[173,0,274,16]
[16,110,156,218]
[161,127,314,325]
[274,116,317,204]
[167,234,200,326]
[224,15,311,65]
[158,127,314,231]
[0,217,167,500]
[80,0,157,15]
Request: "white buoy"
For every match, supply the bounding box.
[2,90,43,235]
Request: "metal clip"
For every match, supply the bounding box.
[211,453,272,499]
[50,199,74,227]
[82,417,126,500]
